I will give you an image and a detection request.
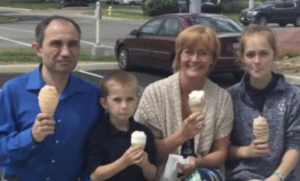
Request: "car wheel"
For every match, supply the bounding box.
[278,22,287,27]
[242,22,250,26]
[118,46,132,70]
[232,71,244,82]
[258,16,267,26]
[294,16,300,27]
[129,1,135,6]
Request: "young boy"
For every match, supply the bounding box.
[85,70,157,181]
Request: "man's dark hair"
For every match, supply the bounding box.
[35,15,81,46]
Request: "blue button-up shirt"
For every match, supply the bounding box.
[0,65,104,181]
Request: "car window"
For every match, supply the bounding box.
[157,18,182,36]
[187,17,243,33]
[139,18,164,35]
[283,2,295,8]
[273,2,283,8]
[254,1,274,10]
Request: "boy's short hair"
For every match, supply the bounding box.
[100,70,139,98]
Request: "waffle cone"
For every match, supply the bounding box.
[253,115,269,141]
[38,85,59,115]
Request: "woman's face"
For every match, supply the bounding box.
[180,42,214,79]
[242,34,275,80]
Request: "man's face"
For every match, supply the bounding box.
[34,19,80,74]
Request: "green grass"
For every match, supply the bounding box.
[0,48,116,64]
[0,0,63,9]
[224,13,239,23]
[84,10,150,20]
[0,15,15,23]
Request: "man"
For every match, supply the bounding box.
[0,15,104,181]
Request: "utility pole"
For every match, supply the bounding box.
[189,0,201,13]
[91,1,106,57]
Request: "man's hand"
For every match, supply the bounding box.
[32,113,56,143]
[177,156,198,176]
[245,139,270,158]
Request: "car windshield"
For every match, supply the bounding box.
[254,1,274,9]
[187,17,243,33]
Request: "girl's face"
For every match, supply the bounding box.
[180,42,214,79]
[242,33,276,80]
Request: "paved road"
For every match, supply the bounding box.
[0,9,145,50]
[0,9,298,51]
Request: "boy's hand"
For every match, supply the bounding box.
[121,145,143,167]
[136,152,149,168]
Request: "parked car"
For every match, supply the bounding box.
[239,0,300,27]
[106,0,120,4]
[114,13,244,80]
[118,0,143,5]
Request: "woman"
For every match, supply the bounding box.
[225,24,300,181]
[134,25,233,181]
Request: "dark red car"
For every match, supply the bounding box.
[114,13,244,80]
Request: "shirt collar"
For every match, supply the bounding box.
[237,72,286,94]
[26,63,86,95]
[108,116,136,136]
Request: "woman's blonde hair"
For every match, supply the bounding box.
[172,25,220,72]
[236,24,279,67]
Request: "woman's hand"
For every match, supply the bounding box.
[265,174,281,181]
[177,156,199,176]
[246,139,270,158]
[180,112,205,141]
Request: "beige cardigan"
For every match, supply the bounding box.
[134,72,233,180]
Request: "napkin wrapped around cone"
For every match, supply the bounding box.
[253,115,269,141]
[38,85,59,115]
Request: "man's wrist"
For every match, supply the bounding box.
[272,172,286,181]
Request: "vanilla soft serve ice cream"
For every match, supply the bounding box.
[131,131,147,148]
[38,85,59,115]
[188,90,205,113]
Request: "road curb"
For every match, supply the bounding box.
[0,62,119,73]
[0,7,32,11]
[0,17,19,24]
[77,12,147,22]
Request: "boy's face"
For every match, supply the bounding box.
[101,82,139,122]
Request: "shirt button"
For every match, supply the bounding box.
[56,140,59,144]
[32,146,35,149]
[57,119,61,123]
[46,178,50,180]
[52,159,55,163]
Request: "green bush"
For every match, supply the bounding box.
[222,1,261,13]
[142,0,180,17]
[202,4,223,14]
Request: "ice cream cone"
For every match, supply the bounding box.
[188,90,205,113]
[131,131,146,149]
[38,85,59,115]
[253,115,269,141]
